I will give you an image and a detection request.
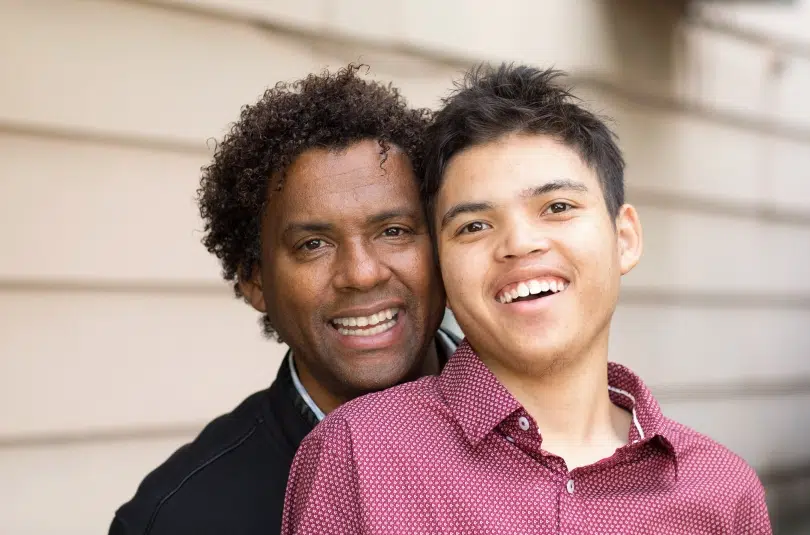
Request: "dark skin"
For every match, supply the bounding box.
[240,140,447,413]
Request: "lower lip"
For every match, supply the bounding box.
[497,290,565,314]
[329,312,407,351]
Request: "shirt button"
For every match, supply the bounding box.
[518,416,530,431]
[566,479,575,494]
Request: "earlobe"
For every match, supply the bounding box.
[617,204,643,275]
[237,266,267,313]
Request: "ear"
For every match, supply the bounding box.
[237,265,267,313]
[615,204,643,275]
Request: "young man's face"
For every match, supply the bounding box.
[243,139,446,406]
[435,134,642,375]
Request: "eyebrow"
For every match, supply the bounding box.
[439,179,588,231]
[520,179,588,198]
[283,208,419,238]
[282,221,333,238]
[366,208,419,225]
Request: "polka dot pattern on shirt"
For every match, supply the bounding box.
[282,340,772,534]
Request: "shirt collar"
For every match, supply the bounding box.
[289,328,461,423]
[289,351,326,422]
[439,339,676,454]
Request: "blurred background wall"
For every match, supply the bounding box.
[1,0,809,533]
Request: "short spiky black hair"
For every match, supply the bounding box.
[421,63,625,235]
[197,65,431,336]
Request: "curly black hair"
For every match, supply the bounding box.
[197,64,432,338]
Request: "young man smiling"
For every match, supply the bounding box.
[281,64,772,534]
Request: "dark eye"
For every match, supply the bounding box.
[382,227,409,238]
[459,221,491,235]
[301,239,324,251]
[547,202,572,214]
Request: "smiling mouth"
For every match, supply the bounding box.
[496,277,568,304]
[330,308,401,337]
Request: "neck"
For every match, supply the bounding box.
[481,336,631,468]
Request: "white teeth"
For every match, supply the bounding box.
[337,319,397,337]
[332,309,400,332]
[497,279,568,303]
[516,282,530,297]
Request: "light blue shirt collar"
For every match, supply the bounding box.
[288,352,326,422]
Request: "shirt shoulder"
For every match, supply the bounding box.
[111,387,294,535]
[663,417,764,491]
[319,376,445,435]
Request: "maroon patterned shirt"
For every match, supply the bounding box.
[282,341,771,534]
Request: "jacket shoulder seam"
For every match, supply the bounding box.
[143,419,262,534]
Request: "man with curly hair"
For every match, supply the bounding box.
[108,65,456,535]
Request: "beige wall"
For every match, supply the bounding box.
[1,0,809,533]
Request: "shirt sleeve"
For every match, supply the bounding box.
[732,474,772,534]
[281,416,363,535]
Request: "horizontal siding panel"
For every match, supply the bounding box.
[154,0,617,75]
[772,55,810,132]
[678,24,772,118]
[610,304,810,386]
[662,394,810,469]
[0,0,458,142]
[625,206,810,294]
[598,93,765,205]
[0,0,321,144]
[0,436,196,535]
[0,134,220,282]
[0,291,284,437]
[766,136,810,213]
[157,0,328,30]
[581,87,810,212]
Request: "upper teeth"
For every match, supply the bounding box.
[498,279,566,304]
[332,308,398,327]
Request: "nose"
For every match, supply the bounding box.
[496,216,551,260]
[332,240,392,291]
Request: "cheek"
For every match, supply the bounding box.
[265,258,326,317]
[565,228,620,284]
[388,242,437,294]
[438,246,481,304]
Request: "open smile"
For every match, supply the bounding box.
[330,307,401,337]
[495,276,568,304]
[327,305,407,350]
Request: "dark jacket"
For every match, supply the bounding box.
[109,329,460,535]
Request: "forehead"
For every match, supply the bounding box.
[270,140,419,224]
[439,134,597,203]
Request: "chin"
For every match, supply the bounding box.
[345,361,417,391]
